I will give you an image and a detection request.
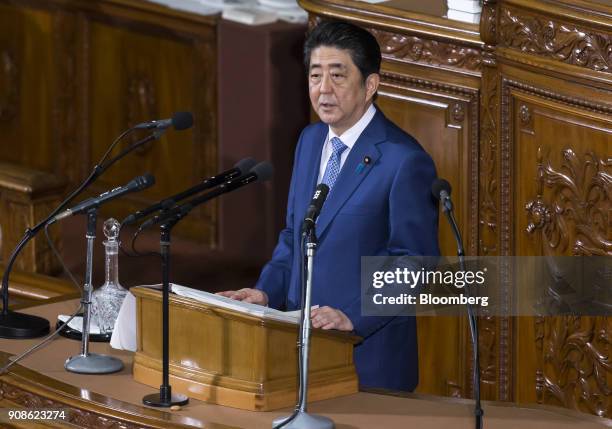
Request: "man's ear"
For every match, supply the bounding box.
[365,73,380,102]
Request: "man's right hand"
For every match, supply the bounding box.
[216,288,269,306]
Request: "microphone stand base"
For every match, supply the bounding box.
[273,411,334,429]
[64,353,124,374]
[0,311,50,339]
[143,392,189,408]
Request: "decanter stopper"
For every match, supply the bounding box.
[92,218,127,335]
[103,217,121,243]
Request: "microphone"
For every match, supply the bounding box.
[122,157,257,226]
[134,112,194,131]
[431,178,453,212]
[140,162,273,229]
[51,174,155,223]
[301,184,330,233]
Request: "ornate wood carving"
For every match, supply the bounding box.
[451,102,465,124]
[506,77,611,416]
[518,103,534,134]
[479,315,499,388]
[477,56,502,399]
[526,146,611,417]
[308,15,483,75]
[499,7,611,74]
[0,48,18,122]
[480,0,498,50]
[535,316,612,417]
[479,74,499,256]
[0,380,146,429]
[519,104,530,125]
[526,148,611,256]
[369,29,482,74]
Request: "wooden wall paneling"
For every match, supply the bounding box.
[217,20,309,261]
[86,16,217,243]
[377,70,478,258]
[493,0,612,418]
[498,2,611,85]
[477,0,508,403]
[51,9,87,184]
[0,2,56,173]
[0,0,219,247]
[505,75,612,416]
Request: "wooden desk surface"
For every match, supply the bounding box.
[0,299,609,429]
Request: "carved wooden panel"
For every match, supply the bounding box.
[509,82,612,417]
[477,0,505,403]
[499,6,611,74]
[0,163,66,274]
[378,75,479,257]
[0,380,164,429]
[370,28,482,75]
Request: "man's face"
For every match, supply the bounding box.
[308,46,379,135]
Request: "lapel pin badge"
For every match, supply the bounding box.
[356,156,371,174]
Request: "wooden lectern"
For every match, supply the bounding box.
[131,287,361,411]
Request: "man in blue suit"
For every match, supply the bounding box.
[219,21,439,392]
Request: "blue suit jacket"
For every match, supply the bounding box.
[256,107,439,391]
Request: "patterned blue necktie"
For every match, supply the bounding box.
[321,137,347,191]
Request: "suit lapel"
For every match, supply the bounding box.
[315,110,387,238]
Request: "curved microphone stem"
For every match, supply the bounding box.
[100,133,159,170]
[0,164,103,338]
[443,208,483,429]
[0,126,160,338]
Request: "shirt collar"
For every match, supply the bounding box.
[327,104,376,149]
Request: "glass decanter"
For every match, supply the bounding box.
[92,218,127,334]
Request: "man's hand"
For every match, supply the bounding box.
[311,306,353,331]
[216,288,268,305]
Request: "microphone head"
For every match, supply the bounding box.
[136,173,156,190]
[431,178,451,200]
[250,161,274,182]
[172,112,194,131]
[313,183,330,202]
[234,157,257,175]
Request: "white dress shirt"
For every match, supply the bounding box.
[317,104,377,183]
